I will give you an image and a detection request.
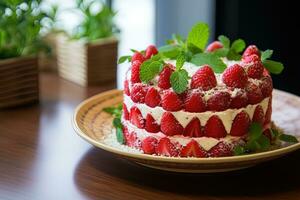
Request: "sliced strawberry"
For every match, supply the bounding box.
[184,90,206,112]
[247,60,264,79]
[160,112,184,136]
[141,136,158,154]
[252,105,265,125]
[204,115,227,138]
[124,80,130,96]
[131,52,145,63]
[131,60,142,83]
[264,97,272,125]
[208,142,233,157]
[230,90,248,109]
[123,103,129,120]
[206,41,223,52]
[183,118,203,137]
[246,83,263,104]
[145,45,158,59]
[129,106,145,129]
[145,87,161,108]
[161,90,182,111]
[130,83,147,103]
[156,137,178,157]
[207,91,231,111]
[158,64,175,89]
[242,45,260,59]
[260,76,273,98]
[180,140,207,157]
[230,111,251,136]
[222,64,248,88]
[124,131,138,148]
[145,114,160,133]
[191,65,217,91]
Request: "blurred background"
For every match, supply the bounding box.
[1,0,299,110]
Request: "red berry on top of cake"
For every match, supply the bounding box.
[114,22,288,157]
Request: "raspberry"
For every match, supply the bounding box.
[222,64,248,88]
[191,65,217,91]
[207,91,231,111]
[161,90,182,111]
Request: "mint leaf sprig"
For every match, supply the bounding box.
[260,49,284,74]
[103,104,124,144]
[140,54,165,83]
[234,123,298,156]
[190,52,227,73]
[215,35,246,61]
[170,54,190,94]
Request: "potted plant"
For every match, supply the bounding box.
[0,0,51,109]
[56,0,119,86]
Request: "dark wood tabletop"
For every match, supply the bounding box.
[1,73,300,200]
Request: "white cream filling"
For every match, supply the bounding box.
[124,94,270,133]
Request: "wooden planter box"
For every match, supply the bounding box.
[56,34,118,87]
[0,56,39,109]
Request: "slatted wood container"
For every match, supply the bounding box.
[56,34,118,87]
[0,56,39,109]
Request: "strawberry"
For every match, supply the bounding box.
[183,118,203,137]
[247,60,264,79]
[263,68,270,77]
[230,90,248,109]
[130,83,147,103]
[131,52,145,63]
[191,65,217,91]
[145,114,160,133]
[141,136,158,154]
[208,142,232,157]
[158,64,175,89]
[131,60,142,83]
[252,105,265,125]
[161,90,182,111]
[156,137,178,157]
[264,97,272,125]
[207,91,231,111]
[230,111,251,136]
[204,115,227,138]
[129,106,145,128]
[124,131,139,148]
[145,45,158,59]
[222,64,248,88]
[246,83,263,104]
[242,45,260,59]
[160,112,184,136]
[184,90,206,112]
[242,54,261,63]
[180,140,207,157]
[123,103,129,120]
[206,41,223,52]
[145,87,161,108]
[124,80,130,96]
[260,76,273,97]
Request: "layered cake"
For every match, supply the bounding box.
[116,23,280,157]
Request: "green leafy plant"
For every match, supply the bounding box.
[0,0,51,59]
[72,0,118,41]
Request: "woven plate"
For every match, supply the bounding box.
[73,89,300,173]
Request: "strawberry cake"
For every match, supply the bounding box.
[120,43,274,158]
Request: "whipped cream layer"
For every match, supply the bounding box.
[122,119,243,151]
[124,94,270,133]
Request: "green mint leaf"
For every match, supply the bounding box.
[170,69,189,94]
[187,22,209,51]
[233,145,246,156]
[218,35,230,48]
[103,105,122,116]
[231,39,246,53]
[113,118,122,128]
[172,33,184,45]
[248,122,263,142]
[262,60,284,74]
[130,49,138,53]
[116,127,124,144]
[246,140,261,151]
[227,50,242,61]
[176,54,186,70]
[261,49,273,61]
[187,43,203,54]
[279,134,299,143]
[159,44,181,59]
[257,134,271,150]
[140,60,163,83]
[212,48,229,57]
[190,53,227,73]
[118,55,131,64]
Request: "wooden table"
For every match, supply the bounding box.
[1,73,300,200]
